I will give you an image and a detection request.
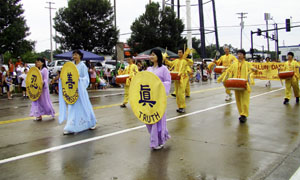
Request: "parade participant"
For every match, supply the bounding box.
[59,50,97,135]
[165,49,193,113]
[146,49,171,150]
[30,58,55,121]
[264,57,272,87]
[280,52,299,104]
[119,56,139,108]
[185,65,192,98]
[213,46,238,101]
[218,49,257,123]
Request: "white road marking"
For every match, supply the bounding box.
[0,88,284,165]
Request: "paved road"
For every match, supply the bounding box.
[0,80,299,180]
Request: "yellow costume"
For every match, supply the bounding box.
[165,58,193,109]
[282,59,299,100]
[218,59,255,117]
[185,66,192,97]
[215,54,238,96]
[119,64,139,104]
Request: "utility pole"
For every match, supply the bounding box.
[237,12,247,49]
[162,0,166,10]
[177,0,180,19]
[171,0,174,10]
[114,0,116,28]
[186,0,192,49]
[211,0,219,51]
[264,13,271,52]
[45,2,55,62]
[198,0,206,58]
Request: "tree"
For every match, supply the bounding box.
[0,0,35,57]
[53,0,119,55]
[128,2,185,53]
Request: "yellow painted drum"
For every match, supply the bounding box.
[26,67,43,101]
[60,62,79,104]
[129,71,167,124]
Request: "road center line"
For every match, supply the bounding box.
[0,88,283,165]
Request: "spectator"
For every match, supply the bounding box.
[195,65,201,82]
[15,56,23,68]
[50,70,60,94]
[105,68,112,84]
[8,59,14,76]
[89,65,97,89]
[0,66,4,96]
[4,71,13,100]
[16,63,25,92]
[99,76,107,89]
[19,68,28,98]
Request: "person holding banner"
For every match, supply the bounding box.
[59,50,97,135]
[30,58,55,121]
[119,56,139,108]
[280,52,299,105]
[213,46,238,101]
[144,49,171,150]
[218,49,257,123]
[165,49,193,113]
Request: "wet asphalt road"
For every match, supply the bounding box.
[0,80,300,180]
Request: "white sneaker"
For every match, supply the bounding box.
[225,95,230,101]
[63,131,73,135]
[153,144,164,150]
[89,125,97,130]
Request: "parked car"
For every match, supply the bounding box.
[48,60,69,78]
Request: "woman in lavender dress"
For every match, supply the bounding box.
[146,49,171,150]
[30,58,55,121]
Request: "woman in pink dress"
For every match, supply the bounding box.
[30,58,55,121]
[146,49,171,150]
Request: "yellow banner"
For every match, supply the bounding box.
[250,62,285,80]
[129,71,167,124]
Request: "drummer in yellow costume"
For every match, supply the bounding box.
[165,49,193,113]
[218,49,257,123]
[119,56,139,108]
[281,52,299,105]
[213,46,238,101]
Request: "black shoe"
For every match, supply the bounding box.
[296,97,299,104]
[283,98,289,105]
[120,104,126,108]
[186,96,190,98]
[171,94,176,97]
[176,108,185,113]
[239,115,247,123]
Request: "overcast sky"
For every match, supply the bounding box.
[21,0,300,54]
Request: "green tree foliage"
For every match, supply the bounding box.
[0,0,35,57]
[53,0,119,55]
[128,2,185,53]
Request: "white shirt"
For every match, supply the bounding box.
[19,74,27,87]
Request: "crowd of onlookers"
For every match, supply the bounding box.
[0,57,30,100]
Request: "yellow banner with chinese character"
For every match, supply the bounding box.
[61,62,79,104]
[129,71,167,125]
[250,62,300,80]
[26,67,43,101]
